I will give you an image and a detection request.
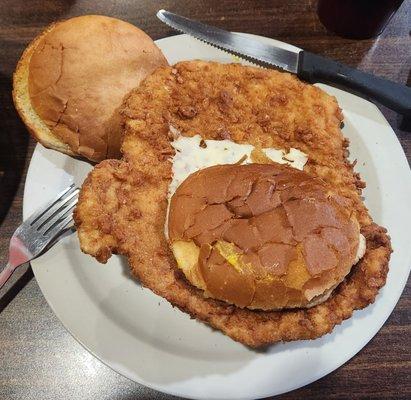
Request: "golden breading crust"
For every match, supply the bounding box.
[74,61,391,347]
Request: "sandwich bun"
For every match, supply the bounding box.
[13,15,168,161]
[168,163,364,310]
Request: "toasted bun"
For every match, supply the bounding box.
[168,163,363,310]
[13,15,168,162]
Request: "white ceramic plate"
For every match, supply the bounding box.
[24,34,411,400]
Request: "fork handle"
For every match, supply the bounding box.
[0,263,18,289]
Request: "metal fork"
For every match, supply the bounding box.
[0,184,79,289]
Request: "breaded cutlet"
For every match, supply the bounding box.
[74,61,391,347]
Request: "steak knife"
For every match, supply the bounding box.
[157,9,411,116]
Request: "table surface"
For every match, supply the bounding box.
[0,1,410,399]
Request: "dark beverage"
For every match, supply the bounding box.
[317,0,404,39]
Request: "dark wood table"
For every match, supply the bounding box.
[0,1,410,399]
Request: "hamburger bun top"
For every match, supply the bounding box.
[13,15,168,161]
[168,163,363,310]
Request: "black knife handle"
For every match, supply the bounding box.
[298,51,411,116]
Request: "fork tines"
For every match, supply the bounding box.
[27,184,80,235]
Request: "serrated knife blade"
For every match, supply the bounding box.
[157,9,300,73]
[156,9,411,116]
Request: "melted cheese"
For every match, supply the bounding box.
[168,134,308,197]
